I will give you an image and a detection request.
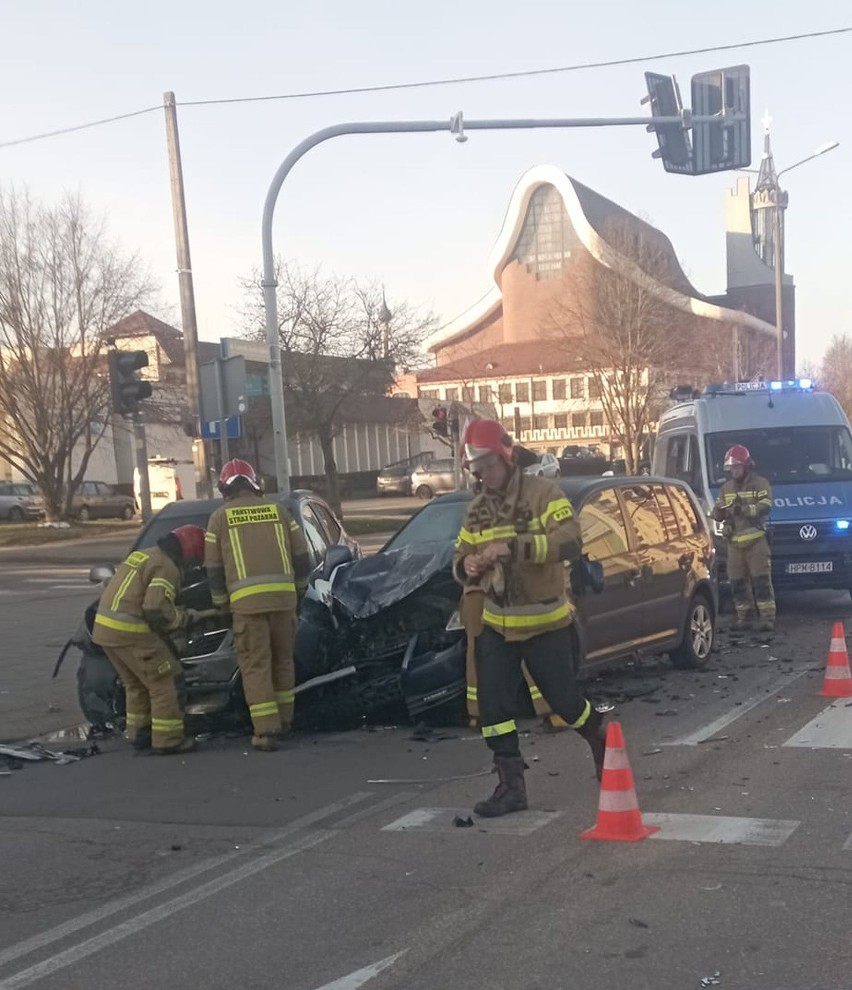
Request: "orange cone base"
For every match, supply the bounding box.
[580,811,660,843]
[819,681,852,698]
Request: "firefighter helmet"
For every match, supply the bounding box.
[724,445,751,469]
[218,458,261,494]
[462,419,513,467]
[172,525,206,563]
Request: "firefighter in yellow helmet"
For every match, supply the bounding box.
[92,524,206,755]
[453,420,607,818]
[204,459,311,752]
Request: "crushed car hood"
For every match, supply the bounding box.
[330,541,455,619]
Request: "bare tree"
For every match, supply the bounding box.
[236,263,438,512]
[815,333,852,420]
[0,189,152,520]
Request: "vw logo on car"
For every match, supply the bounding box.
[799,524,818,541]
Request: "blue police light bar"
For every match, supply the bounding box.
[836,519,850,531]
[704,379,815,396]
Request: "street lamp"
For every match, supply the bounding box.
[770,139,839,378]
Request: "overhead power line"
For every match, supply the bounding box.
[2,25,850,150]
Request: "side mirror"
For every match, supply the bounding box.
[89,565,115,585]
[322,544,355,582]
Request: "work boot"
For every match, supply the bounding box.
[758,619,775,634]
[251,733,279,752]
[128,728,152,751]
[473,756,528,818]
[575,706,607,781]
[152,736,197,756]
[730,616,752,632]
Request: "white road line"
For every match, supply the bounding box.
[783,702,852,749]
[0,791,373,972]
[382,807,560,836]
[662,667,813,746]
[309,952,407,990]
[644,813,800,846]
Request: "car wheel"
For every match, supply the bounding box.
[78,506,91,522]
[415,484,433,500]
[121,505,134,520]
[670,592,715,670]
[8,506,24,522]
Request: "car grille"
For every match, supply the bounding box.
[769,522,851,548]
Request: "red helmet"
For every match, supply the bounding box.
[218,458,261,494]
[724,445,751,469]
[462,419,513,467]
[172,525,205,563]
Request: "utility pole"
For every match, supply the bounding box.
[133,413,153,522]
[164,91,213,498]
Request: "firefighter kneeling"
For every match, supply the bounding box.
[453,420,607,818]
[93,525,207,755]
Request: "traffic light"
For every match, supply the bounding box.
[643,72,692,173]
[108,349,153,416]
[431,405,448,437]
[691,65,751,175]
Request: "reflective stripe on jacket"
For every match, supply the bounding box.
[453,469,582,642]
[92,547,187,647]
[204,494,310,614]
[711,471,773,545]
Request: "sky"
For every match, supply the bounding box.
[2,1,850,372]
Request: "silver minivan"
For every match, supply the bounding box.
[410,458,456,499]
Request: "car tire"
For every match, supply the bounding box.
[78,506,91,522]
[415,484,433,500]
[121,505,134,520]
[670,592,715,670]
[8,506,24,522]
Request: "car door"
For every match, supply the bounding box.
[618,482,684,648]
[96,482,115,517]
[575,485,646,663]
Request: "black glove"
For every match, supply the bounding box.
[731,501,743,516]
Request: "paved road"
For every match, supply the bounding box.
[2,598,852,989]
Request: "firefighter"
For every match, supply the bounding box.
[92,525,206,755]
[711,444,775,633]
[453,420,607,818]
[204,459,311,752]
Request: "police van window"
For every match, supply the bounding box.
[706,428,852,485]
[578,488,630,560]
[667,485,702,536]
[620,484,668,545]
[664,435,688,479]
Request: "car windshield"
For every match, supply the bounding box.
[382,498,469,552]
[133,511,214,550]
[706,427,852,486]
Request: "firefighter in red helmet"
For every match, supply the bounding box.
[92,524,207,754]
[711,444,775,632]
[453,420,607,818]
[204,459,311,751]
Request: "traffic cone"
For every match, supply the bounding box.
[580,722,660,843]
[819,622,852,698]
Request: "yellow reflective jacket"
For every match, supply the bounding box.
[92,546,190,647]
[204,493,310,614]
[711,471,773,545]
[453,469,582,642]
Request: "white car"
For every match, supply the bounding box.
[523,452,560,479]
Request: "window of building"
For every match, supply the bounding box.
[445,387,459,401]
[532,380,547,401]
[572,412,586,429]
[420,389,438,399]
[462,386,474,404]
[498,383,513,404]
[588,377,601,400]
[570,377,585,399]
[511,185,582,280]
[590,411,604,428]
[478,386,491,404]
[519,417,532,432]
[552,379,567,400]
[516,382,530,402]
[554,414,568,429]
[534,415,549,431]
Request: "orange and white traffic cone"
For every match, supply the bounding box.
[580,722,660,843]
[819,622,852,698]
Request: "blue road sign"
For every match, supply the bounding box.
[200,417,241,440]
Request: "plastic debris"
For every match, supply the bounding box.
[452,815,474,828]
[700,973,721,987]
[0,742,83,766]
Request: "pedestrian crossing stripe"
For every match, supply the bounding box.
[783,702,852,749]
[643,813,800,846]
[382,807,560,835]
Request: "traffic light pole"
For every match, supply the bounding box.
[133,413,153,522]
[261,110,736,494]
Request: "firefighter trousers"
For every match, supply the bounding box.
[232,610,297,735]
[728,536,775,623]
[475,625,593,758]
[104,642,186,749]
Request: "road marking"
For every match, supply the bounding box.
[644,813,800,846]
[0,792,373,972]
[783,702,852,749]
[662,667,813,745]
[309,952,406,990]
[382,807,560,836]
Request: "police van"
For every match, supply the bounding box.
[652,380,852,594]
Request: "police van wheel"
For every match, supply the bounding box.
[671,592,715,670]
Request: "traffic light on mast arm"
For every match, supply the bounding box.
[108,349,153,417]
[431,405,448,437]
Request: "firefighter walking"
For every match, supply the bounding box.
[453,420,607,818]
[711,444,775,632]
[204,459,311,752]
[92,525,206,754]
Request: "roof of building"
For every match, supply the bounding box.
[109,310,188,365]
[415,342,587,383]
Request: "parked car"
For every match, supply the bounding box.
[0,481,44,521]
[559,445,609,477]
[524,452,561,479]
[72,481,136,521]
[376,462,414,496]
[410,457,456,499]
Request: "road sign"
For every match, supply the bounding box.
[220,337,271,364]
[200,356,247,422]
[200,417,241,440]
[691,65,751,175]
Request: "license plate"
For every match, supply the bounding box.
[785,561,833,574]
